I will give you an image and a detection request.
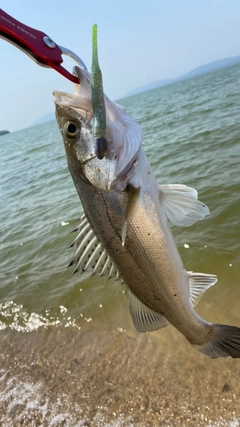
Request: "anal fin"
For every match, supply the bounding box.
[126,286,169,332]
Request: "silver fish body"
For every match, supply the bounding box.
[54,66,240,359]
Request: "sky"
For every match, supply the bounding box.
[1,0,240,132]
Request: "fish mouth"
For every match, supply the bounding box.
[54,91,93,117]
[53,66,93,119]
[54,66,143,191]
[53,91,80,106]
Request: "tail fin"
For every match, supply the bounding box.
[195,325,240,358]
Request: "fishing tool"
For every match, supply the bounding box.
[0,8,88,82]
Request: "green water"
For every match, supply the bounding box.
[0,64,240,426]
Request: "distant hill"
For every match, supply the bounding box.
[183,55,240,79]
[0,130,10,136]
[126,54,240,97]
[32,55,240,125]
[31,112,55,127]
[126,78,175,97]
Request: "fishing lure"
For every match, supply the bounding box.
[91,24,107,160]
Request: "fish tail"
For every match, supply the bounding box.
[194,324,240,358]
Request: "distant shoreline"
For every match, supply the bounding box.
[0,130,10,136]
[126,54,240,97]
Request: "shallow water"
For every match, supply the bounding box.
[0,64,240,426]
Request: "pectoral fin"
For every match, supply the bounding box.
[159,184,210,226]
[126,286,169,332]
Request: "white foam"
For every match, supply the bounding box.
[0,372,134,426]
[0,301,81,332]
[206,420,239,427]
[0,370,238,427]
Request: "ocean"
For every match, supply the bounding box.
[0,63,240,426]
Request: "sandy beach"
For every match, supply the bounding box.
[1,311,240,426]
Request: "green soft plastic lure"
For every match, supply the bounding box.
[91,24,107,160]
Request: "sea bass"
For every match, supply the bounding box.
[54,27,240,358]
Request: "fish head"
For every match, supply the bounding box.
[54,66,143,192]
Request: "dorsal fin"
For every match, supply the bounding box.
[69,214,122,281]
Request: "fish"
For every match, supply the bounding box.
[53,26,240,359]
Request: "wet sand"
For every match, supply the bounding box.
[0,314,240,427]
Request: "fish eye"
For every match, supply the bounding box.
[64,121,80,138]
[68,122,76,134]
